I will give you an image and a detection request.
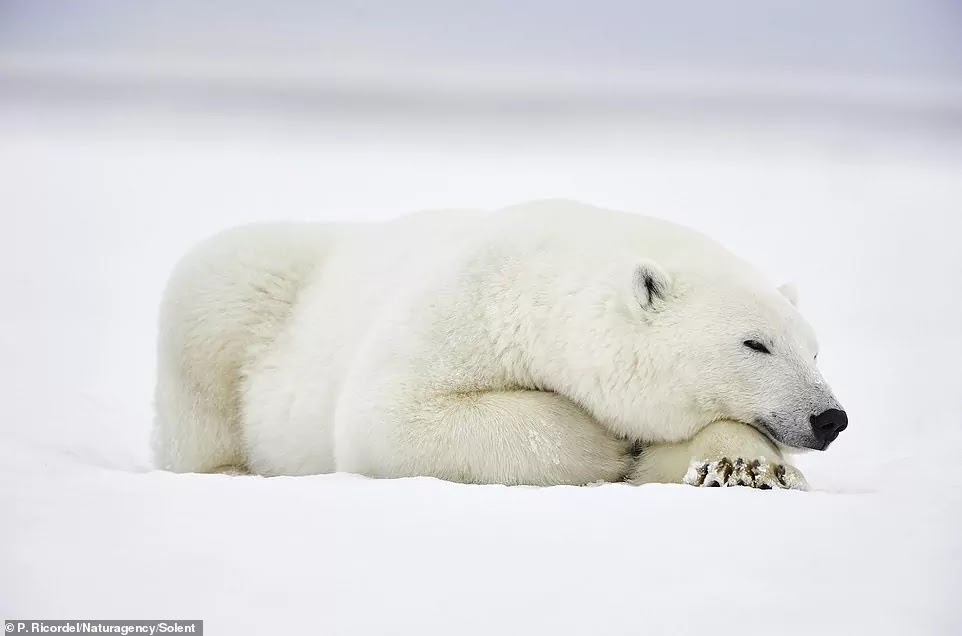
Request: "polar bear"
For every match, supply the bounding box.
[153,200,846,488]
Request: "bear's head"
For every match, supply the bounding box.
[594,260,847,451]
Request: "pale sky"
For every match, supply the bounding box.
[1,0,960,81]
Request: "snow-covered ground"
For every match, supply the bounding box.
[2,3,962,631]
[3,104,961,633]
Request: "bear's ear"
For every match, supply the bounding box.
[632,261,671,310]
[778,282,799,307]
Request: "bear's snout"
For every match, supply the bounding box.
[810,409,848,449]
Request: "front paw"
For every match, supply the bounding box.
[683,457,808,490]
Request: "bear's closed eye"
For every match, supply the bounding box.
[743,340,771,354]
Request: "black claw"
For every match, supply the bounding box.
[717,458,733,483]
[728,458,752,486]
[775,464,786,484]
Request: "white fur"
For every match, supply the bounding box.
[630,420,805,488]
[153,200,841,485]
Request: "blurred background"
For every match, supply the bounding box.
[1,1,961,484]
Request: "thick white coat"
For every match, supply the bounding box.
[154,200,841,486]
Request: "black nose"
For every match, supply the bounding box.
[810,409,848,448]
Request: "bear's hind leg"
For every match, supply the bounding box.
[629,420,808,490]
[338,390,632,486]
[152,363,245,473]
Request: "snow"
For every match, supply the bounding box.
[3,6,962,630]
